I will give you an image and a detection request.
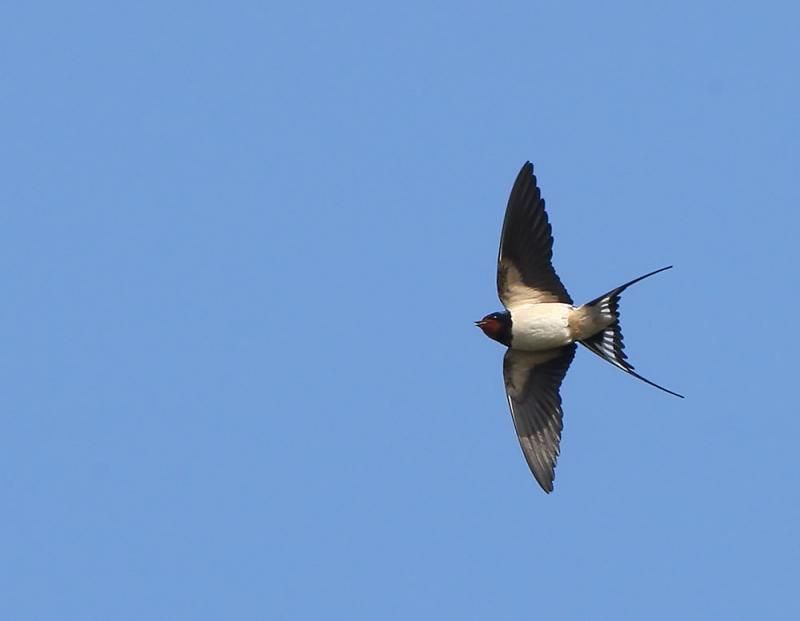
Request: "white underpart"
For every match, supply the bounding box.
[508,302,574,351]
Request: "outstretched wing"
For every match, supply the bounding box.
[503,345,576,493]
[497,162,572,308]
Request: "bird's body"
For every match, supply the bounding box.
[476,162,682,493]
[504,302,623,351]
[506,302,573,350]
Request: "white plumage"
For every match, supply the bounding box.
[507,302,573,351]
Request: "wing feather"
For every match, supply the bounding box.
[502,345,576,493]
[497,162,572,307]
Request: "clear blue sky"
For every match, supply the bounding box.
[2,2,798,619]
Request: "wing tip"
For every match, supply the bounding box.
[529,466,555,493]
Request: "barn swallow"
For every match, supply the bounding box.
[477,162,682,493]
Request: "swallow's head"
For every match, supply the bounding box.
[475,311,511,345]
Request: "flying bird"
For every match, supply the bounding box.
[476,161,682,493]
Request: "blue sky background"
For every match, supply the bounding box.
[2,1,799,619]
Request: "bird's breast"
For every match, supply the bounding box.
[509,303,574,351]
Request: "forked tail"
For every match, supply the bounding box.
[579,266,684,398]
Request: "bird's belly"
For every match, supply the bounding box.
[510,303,573,351]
